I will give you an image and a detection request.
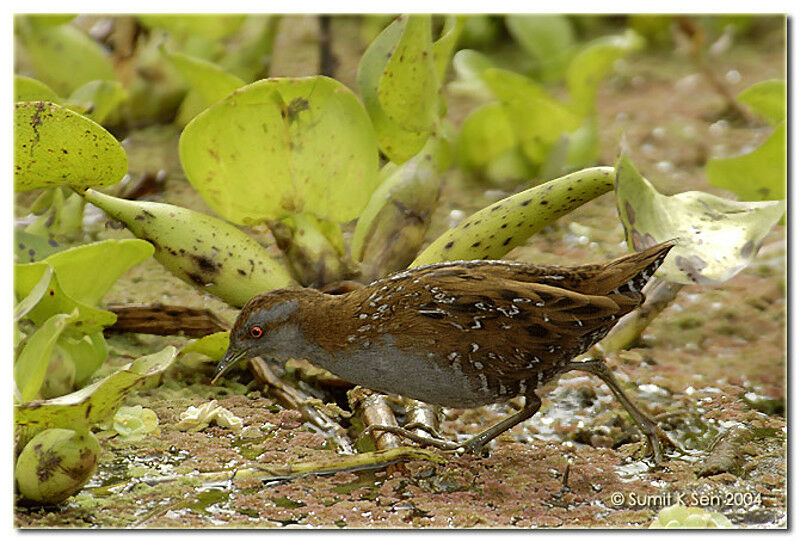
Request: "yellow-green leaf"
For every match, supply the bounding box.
[17,23,116,96]
[378,15,438,133]
[163,49,245,108]
[567,30,644,116]
[15,310,79,402]
[181,331,230,361]
[14,75,60,103]
[357,16,431,164]
[455,102,517,169]
[14,101,127,191]
[15,346,177,450]
[482,68,581,165]
[616,153,784,285]
[180,76,379,224]
[14,262,117,333]
[66,80,127,125]
[504,15,575,81]
[737,79,786,125]
[707,121,786,202]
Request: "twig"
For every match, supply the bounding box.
[105,303,229,337]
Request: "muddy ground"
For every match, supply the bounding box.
[15,16,786,528]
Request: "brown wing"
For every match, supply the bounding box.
[351,268,637,385]
[403,240,675,297]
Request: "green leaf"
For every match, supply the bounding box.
[180,76,379,225]
[352,140,441,278]
[163,49,245,107]
[14,262,117,333]
[432,16,466,82]
[15,310,79,402]
[111,405,159,441]
[616,153,785,285]
[138,14,246,39]
[14,231,63,264]
[706,121,786,201]
[66,80,127,125]
[181,331,230,361]
[14,75,60,103]
[482,68,581,165]
[455,102,517,169]
[14,101,128,192]
[567,30,644,116]
[412,166,615,265]
[16,23,116,96]
[504,15,575,81]
[41,239,154,306]
[736,79,786,125]
[378,15,438,133]
[15,346,177,450]
[357,16,432,163]
[57,330,109,386]
[14,264,53,321]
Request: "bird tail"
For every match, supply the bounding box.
[593,240,677,297]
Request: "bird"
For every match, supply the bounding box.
[214,241,676,463]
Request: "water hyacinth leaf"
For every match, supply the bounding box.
[180,76,379,224]
[567,30,644,116]
[14,346,177,450]
[432,16,466,82]
[14,75,60,103]
[378,15,438,133]
[138,14,246,39]
[482,68,581,165]
[40,239,154,306]
[111,405,159,441]
[57,330,109,386]
[16,22,116,96]
[24,14,77,28]
[505,15,575,81]
[616,153,784,285]
[14,309,79,402]
[412,166,615,266]
[736,79,785,125]
[67,80,127,125]
[14,262,117,333]
[706,121,786,202]
[14,264,54,321]
[14,231,64,264]
[181,331,230,361]
[163,49,245,107]
[357,16,431,163]
[352,140,441,279]
[455,103,517,170]
[14,102,128,192]
[448,49,496,99]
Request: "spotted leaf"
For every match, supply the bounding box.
[616,153,784,285]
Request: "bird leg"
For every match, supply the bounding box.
[457,393,542,455]
[563,358,677,465]
[362,394,542,455]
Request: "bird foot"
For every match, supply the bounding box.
[360,424,462,451]
[631,426,684,466]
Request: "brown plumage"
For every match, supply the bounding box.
[216,241,675,461]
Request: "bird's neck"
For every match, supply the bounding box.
[274,290,355,365]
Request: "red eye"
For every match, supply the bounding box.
[249,326,263,338]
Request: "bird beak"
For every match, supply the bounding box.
[211,347,248,384]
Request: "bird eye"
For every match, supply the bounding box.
[249,326,263,339]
